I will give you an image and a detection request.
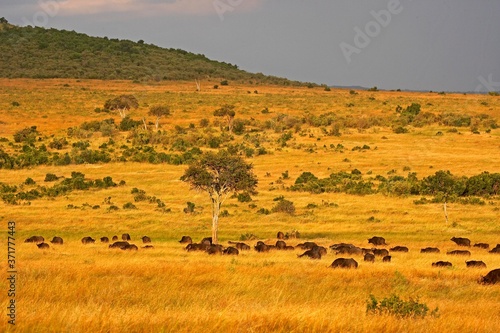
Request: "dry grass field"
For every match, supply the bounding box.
[1,79,499,332]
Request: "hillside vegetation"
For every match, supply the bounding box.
[1,78,500,332]
[0,19,303,85]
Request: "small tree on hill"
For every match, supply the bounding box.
[148,105,170,130]
[104,94,139,119]
[214,104,236,133]
[181,150,258,244]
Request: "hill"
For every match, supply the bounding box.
[0,18,305,85]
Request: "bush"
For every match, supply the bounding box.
[220,80,229,86]
[24,177,36,185]
[119,116,142,131]
[271,197,296,215]
[183,201,196,214]
[123,202,137,209]
[367,294,439,319]
[393,126,409,134]
[44,173,59,182]
[13,126,38,144]
[237,192,252,203]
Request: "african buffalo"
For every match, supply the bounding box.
[382,255,392,262]
[223,247,239,255]
[100,237,109,243]
[480,269,500,284]
[489,245,500,254]
[296,242,318,250]
[207,244,224,255]
[121,244,138,251]
[364,253,375,262]
[285,245,295,250]
[122,233,131,241]
[451,237,471,247]
[201,237,213,245]
[334,245,362,255]
[141,236,152,243]
[25,236,44,243]
[81,236,95,244]
[473,243,489,249]
[112,235,118,241]
[432,261,452,267]
[447,250,471,256]
[50,236,63,245]
[186,243,210,252]
[390,246,409,252]
[330,258,358,269]
[179,236,193,244]
[109,241,130,249]
[466,260,487,268]
[298,249,322,259]
[276,240,287,250]
[37,242,50,249]
[277,231,285,239]
[368,236,386,246]
[228,242,250,250]
[421,247,440,253]
[254,243,270,252]
[373,249,389,257]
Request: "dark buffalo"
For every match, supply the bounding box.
[141,236,152,243]
[447,250,471,256]
[277,231,285,240]
[37,242,50,249]
[122,233,131,241]
[373,249,389,257]
[179,236,193,244]
[334,245,362,255]
[382,255,392,262]
[109,241,130,249]
[25,236,44,243]
[432,261,452,267]
[185,243,210,252]
[207,244,224,255]
[223,247,239,255]
[466,260,487,268]
[142,245,154,249]
[421,247,440,253]
[313,246,327,256]
[298,249,322,259]
[50,236,63,245]
[330,258,358,269]
[254,243,270,252]
[480,269,500,284]
[390,246,409,252]
[368,236,386,246]
[473,243,489,249]
[364,253,375,263]
[100,237,109,243]
[296,242,318,250]
[489,245,500,254]
[112,235,118,241]
[285,245,295,250]
[201,237,213,245]
[451,237,471,247]
[275,240,287,250]
[81,236,95,244]
[121,244,138,251]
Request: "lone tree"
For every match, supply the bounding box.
[181,150,258,244]
[148,105,170,130]
[104,94,139,119]
[213,104,236,133]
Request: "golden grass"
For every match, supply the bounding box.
[0,79,499,332]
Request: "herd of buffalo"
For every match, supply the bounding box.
[25,233,500,284]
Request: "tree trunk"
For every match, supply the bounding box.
[142,117,148,130]
[195,79,201,91]
[119,108,127,119]
[444,201,448,224]
[211,197,221,244]
[155,117,159,131]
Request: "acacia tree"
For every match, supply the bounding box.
[213,104,236,133]
[148,105,170,130]
[181,150,258,244]
[104,94,139,119]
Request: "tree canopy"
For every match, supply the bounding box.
[181,149,258,243]
[104,95,139,118]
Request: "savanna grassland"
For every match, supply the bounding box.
[1,78,500,333]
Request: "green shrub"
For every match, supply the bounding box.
[237,192,252,203]
[367,294,439,319]
[183,201,196,214]
[13,126,39,144]
[24,177,36,185]
[44,173,59,182]
[271,197,295,215]
[123,202,137,209]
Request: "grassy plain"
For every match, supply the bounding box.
[0,79,499,332]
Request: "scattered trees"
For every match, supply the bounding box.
[214,104,236,133]
[104,95,139,119]
[181,150,258,244]
[148,105,171,130]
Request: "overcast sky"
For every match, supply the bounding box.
[3,0,500,92]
